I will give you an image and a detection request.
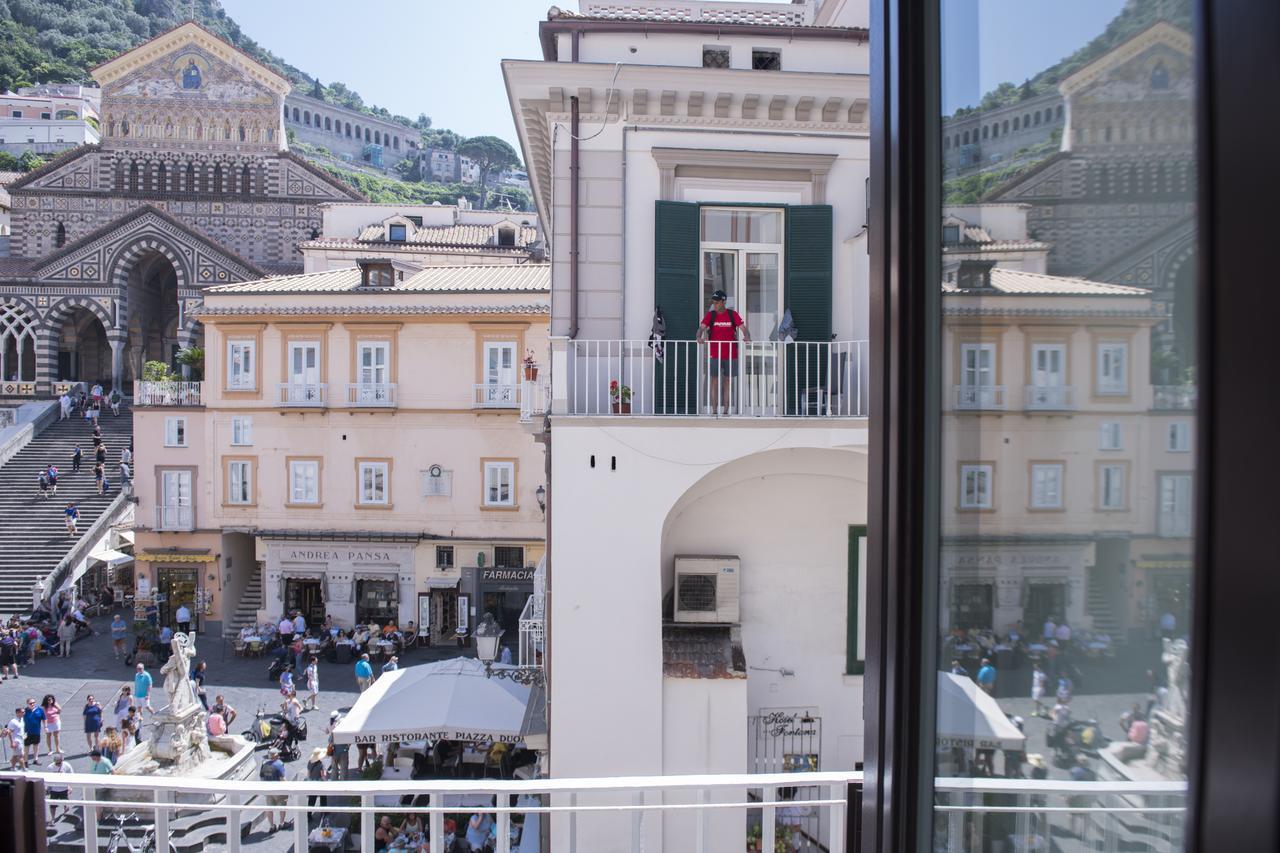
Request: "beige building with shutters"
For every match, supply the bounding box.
[130,261,549,640]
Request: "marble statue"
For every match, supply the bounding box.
[160,631,201,714]
[1161,637,1190,723]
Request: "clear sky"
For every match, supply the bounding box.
[219,0,1129,143]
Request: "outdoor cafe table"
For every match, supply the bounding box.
[308,826,347,851]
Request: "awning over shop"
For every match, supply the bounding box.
[426,577,460,589]
[134,552,217,563]
[89,547,133,568]
[936,672,1027,751]
[114,530,135,546]
[332,656,531,746]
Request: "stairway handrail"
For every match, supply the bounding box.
[38,492,130,608]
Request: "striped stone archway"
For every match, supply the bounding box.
[39,296,118,391]
[108,237,191,389]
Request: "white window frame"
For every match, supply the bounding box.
[483,461,515,507]
[1030,344,1066,387]
[1096,342,1129,395]
[959,464,993,509]
[226,339,256,390]
[1099,464,1126,510]
[1166,421,1191,452]
[230,415,253,446]
[358,341,391,387]
[289,460,320,505]
[164,416,187,447]
[1159,473,1194,537]
[1099,421,1122,451]
[960,343,996,388]
[1030,463,1064,509]
[358,461,389,506]
[227,460,252,505]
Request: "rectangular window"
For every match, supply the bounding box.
[483,461,515,507]
[751,48,781,70]
[959,464,992,509]
[358,341,390,386]
[435,545,454,570]
[227,460,252,505]
[1099,464,1126,510]
[227,340,256,390]
[1096,342,1128,394]
[1030,463,1064,509]
[1167,421,1191,452]
[158,469,193,530]
[494,546,524,568]
[1159,473,1193,537]
[1030,343,1066,387]
[164,416,187,447]
[388,223,407,242]
[230,415,253,446]
[289,460,320,505]
[358,461,388,505]
[1099,421,1122,450]
[481,341,517,405]
[702,46,730,68]
[960,343,995,387]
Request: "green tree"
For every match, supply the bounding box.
[414,113,432,130]
[457,136,521,208]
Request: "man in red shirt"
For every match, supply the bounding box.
[696,290,751,413]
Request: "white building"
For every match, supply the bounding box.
[506,1,869,849]
[0,89,101,155]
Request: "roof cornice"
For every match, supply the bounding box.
[91,21,291,95]
[539,17,868,61]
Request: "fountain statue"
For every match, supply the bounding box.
[1103,636,1190,781]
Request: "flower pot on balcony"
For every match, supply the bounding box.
[611,401,631,414]
[524,366,539,381]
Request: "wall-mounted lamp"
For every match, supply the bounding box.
[535,485,547,515]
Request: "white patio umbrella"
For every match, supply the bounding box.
[935,671,1027,751]
[332,656,531,746]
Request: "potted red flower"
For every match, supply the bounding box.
[609,380,632,414]
[523,350,539,381]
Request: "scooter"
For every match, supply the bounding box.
[242,705,308,751]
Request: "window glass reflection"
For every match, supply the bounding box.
[935,1,1196,848]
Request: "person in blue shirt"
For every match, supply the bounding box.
[22,697,45,765]
[354,654,373,692]
[976,658,997,695]
[133,663,153,714]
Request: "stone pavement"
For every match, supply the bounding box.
[3,614,499,851]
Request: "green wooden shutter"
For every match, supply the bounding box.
[654,201,700,414]
[785,205,834,413]
[847,524,867,675]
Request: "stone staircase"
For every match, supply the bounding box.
[0,406,132,616]
[1086,580,1123,639]
[225,570,264,637]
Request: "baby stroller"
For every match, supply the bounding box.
[123,634,155,667]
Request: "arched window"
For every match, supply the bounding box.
[165,121,174,138]
[393,136,399,150]
[1056,104,1064,119]
[55,223,66,248]
[241,164,251,194]
[990,123,998,138]
[355,124,361,140]
[303,110,311,126]
[1150,61,1170,90]
[1012,116,1019,130]
[238,123,246,141]
[365,128,371,142]
[156,161,167,192]
[345,123,352,137]
[293,108,300,122]
[981,125,988,139]
[374,131,381,145]
[213,164,224,193]
[944,136,951,150]
[121,120,130,137]
[1033,111,1041,125]
[195,119,202,140]
[223,120,231,140]
[324,116,331,131]
[962,130,970,145]
[186,162,196,192]
[129,161,139,192]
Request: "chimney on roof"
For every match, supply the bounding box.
[957,260,996,290]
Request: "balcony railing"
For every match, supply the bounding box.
[154,504,193,531]
[135,381,203,407]
[346,382,397,408]
[520,379,550,424]
[277,382,327,407]
[1024,384,1076,411]
[5,770,1188,853]
[1153,384,1197,410]
[954,384,1006,410]
[554,338,868,418]
[474,383,523,409]
[518,590,545,669]
[17,770,857,853]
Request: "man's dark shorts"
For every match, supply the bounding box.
[24,733,39,746]
[48,789,68,800]
[709,357,736,377]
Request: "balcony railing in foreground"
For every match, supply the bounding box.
[346,382,397,408]
[135,381,203,407]
[154,504,193,532]
[555,338,869,418]
[934,777,1187,852]
[277,382,327,407]
[6,770,858,853]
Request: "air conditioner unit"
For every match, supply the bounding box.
[674,555,740,624]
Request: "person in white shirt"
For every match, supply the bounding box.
[278,617,294,646]
[5,709,25,769]
[46,753,73,820]
[59,394,71,420]
[1043,618,1056,641]
[1054,621,1071,644]
[175,604,192,634]
[121,447,132,467]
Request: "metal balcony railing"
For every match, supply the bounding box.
[474,383,521,409]
[135,381,203,407]
[277,382,327,407]
[1153,384,1197,410]
[954,384,1006,410]
[346,383,397,407]
[518,592,545,669]
[1024,384,1076,411]
[555,339,869,418]
[520,380,550,424]
[154,504,193,531]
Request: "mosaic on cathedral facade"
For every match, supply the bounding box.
[0,22,361,394]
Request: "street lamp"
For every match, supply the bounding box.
[474,612,545,686]
[535,485,546,515]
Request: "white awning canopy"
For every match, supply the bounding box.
[426,577,460,589]
[89,548,134,568]
[332,656,531,746]
[936,671,1027,751]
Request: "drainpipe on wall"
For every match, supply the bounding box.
[569,96,580,340]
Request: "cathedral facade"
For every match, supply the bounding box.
[0,22,361,394]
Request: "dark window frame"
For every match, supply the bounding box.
[435,545,454,570]
[493,545,525,569]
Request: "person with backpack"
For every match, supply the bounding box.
[108,388,122,416]
[63,502,79,537]
[259,748,288,832]
[0,631,18,681]
[46,464,58,496]
[71,445,82,473]
[37,469,49,500]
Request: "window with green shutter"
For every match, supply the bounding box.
[847,524,867,675]
[654,201,700,413]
